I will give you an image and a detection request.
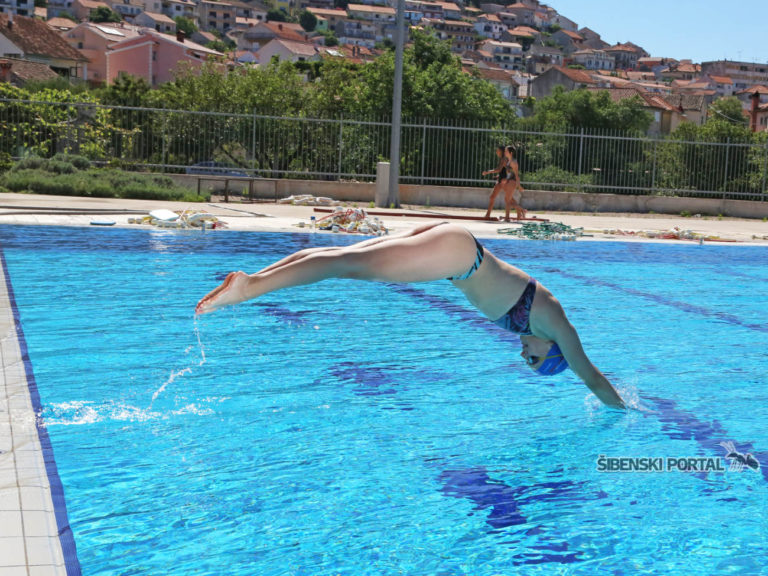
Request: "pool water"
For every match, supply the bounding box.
[2,225,767,575]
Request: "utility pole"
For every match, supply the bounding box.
[387,0,405,208]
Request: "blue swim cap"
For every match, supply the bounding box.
[534,342,569,376]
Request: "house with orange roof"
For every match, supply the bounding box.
[0,57,58,86]
[505,25,539,46]
[432,1,461,20]
[479,39,523,71]
[234,21,307,51]
[197,0,235,34]
[105,29,222,86]
[605,42,648,70]
[550,29,583,54]
[255,37,320,66]
[578,27,608,50]
[529,64,596,98]
[0,13,87,78]
[346,4,395,22]
[502,2,535,26]
[71,0,111,21]
[133,12,176,34]
[422,17,474,53]
[470,65,520,100]
[526,42,563,74]
[571,48,614,71]
[307,7,346,28]
[63,21,141,84]
[473,13,502,40]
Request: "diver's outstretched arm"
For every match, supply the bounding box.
[196,223,477,314]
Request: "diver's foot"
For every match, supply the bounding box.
[196,271,251,315]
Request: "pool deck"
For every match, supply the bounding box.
[1,192,767,245]
[0,253,68,575]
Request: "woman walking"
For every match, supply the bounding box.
[503,145,527,222]
[197,223,625,409]
[482,146,509,220]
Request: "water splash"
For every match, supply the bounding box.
[42,399,224,426]
[150,318,207,405]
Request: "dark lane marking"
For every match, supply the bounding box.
[549,268,768,334]
[251,302,313,326]
[642,395,767,483]
[439,467,605,564]
[330,362,399,397]
[326,362,417,410]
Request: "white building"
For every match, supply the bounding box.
[0,0,34,16]
[572,48,614,71]
[479,39,523,71]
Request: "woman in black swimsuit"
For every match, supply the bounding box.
[503,145,527,222]
[197,223,625,408]
[482,146,510,220]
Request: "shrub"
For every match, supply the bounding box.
[51,153,91,170]
[0,167,209,201]
[524,165,593,192]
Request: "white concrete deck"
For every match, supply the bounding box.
[0,253,70,575]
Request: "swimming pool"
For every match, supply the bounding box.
[2,225,767,575]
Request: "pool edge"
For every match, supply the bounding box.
[0,246,82,576]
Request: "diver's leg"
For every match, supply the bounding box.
[196,224,477,314]
[254,221,445,275]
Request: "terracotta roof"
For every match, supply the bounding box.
[559,29,583,41]
[664,93,706,110]
[432,1,461,10]
[347,3,395,14]
[708,75,733,85]
[0,14,87,62]
[508,25,538,37]
[474,66,519,84]
[46,17,77,30]
[675,63,700,73]
[262,21,307,42]
[736,85,768,95]
[480,13,501,22]
[587,87,679,112]
[140,11,176,23]
[552,65,595,84]
[0,57,59,84]
[264,38,318,57]
[76,0,109,9]
[307,7,346,17]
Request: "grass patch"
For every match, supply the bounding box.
[1,155,209,202]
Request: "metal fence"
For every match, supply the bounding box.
[1,98,766,200]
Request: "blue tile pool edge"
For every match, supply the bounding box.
[0,247,82,576]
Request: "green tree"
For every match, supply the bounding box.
[266,8,287,22]
[97,74,151,107]
[528,86,652,132]
[206,40,230,52]
[299,10,317,31]
[89,6,122,23]
[174,16,198,37]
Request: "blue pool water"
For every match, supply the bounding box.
[1,225,768,575]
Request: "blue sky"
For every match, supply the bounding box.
[550,0,768,64]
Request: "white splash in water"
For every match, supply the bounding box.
[150,319,207,405]
[42,399,221,426]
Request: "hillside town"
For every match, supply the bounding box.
[2,0,768,133]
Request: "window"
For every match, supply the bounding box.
[77,42,83,49]
[175,5,180,9]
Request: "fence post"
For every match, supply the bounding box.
[651,139,658,193]
[161,113,167,173]
[420,118,427,185]
[251,108,257,173]
[722,137,730,200]
[337,114,344,181]
[577,128,584,192]
[761,140,768,201]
